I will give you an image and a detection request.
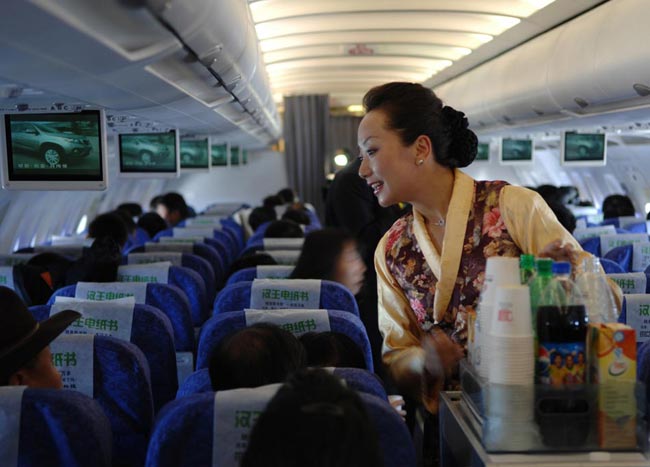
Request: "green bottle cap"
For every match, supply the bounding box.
[535,258,553,276]
[520,254,535,270]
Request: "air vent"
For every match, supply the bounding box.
[633,83,650,97]
[532,108,545,116]
[574,98,589,108]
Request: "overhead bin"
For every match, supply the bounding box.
[435,0,650,133]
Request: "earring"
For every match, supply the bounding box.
[416,159,424,166]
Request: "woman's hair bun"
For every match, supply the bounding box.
[440,106,478,168]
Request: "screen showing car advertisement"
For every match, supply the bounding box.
[119,130,178,175]
[3,111,104,182]
[562,132,606,166]
[211,143,229,167]
[180,137,210,171]
[475,142,489,161]
[230,145,240,166]
[242,148,248,165]
[500,138,533,164]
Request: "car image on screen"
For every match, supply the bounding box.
[10,121,92,166]
[121,135,171,165]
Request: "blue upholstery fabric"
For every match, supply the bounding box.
[637,340,650,420]
[600,258,625,274]
[204,238,232,270]
[246,221,271,247]
[601,218,619,228]
[135,227,151,244]
[304,209,322,229]
[197,310,373,371]
[626,222,647,233]
[604,244,633,272]
[30,304,177,413]
[218,228,240,259]
[579,237,601,256]
[145,391,414,467]
[48,284,195,351]
[225,267,257,286]
[213,280,360,317]
[168,265,208,325]
[94,336,154,467]
[15,389,112,467]
[176,367,387,401]
[221,219,245,250]
[181,253,216,304]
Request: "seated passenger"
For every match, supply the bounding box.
[547,202,577,233]
[602,194,636,219]
[248,206,277,232]
[117,202,143,219]
[241,368,383,467]
[111,209,137,246]
[209,323,306,391]
[156,192,190,227]
[276,187,297,204]
[228,252,278,277]
[299,332,366,369]
[88,212,129,249]
[263,195,284,210]
[0,287,80,388]
[291,229,366,296]
[282,207,311,226]
[264,220,304,239]
[137,212,168,239]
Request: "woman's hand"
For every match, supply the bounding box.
[538,239,577,264]
[422,328,464,379]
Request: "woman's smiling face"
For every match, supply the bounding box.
[357,109,419,207]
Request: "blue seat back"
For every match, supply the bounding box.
[604,244,634,272]
[30,303,177,413]
[600,257,626,274]
[196,309,373,371]
[48,283,195,351]
[579,237,601,256]
[225,266,295,287]
[637,340,650,420]
[4,388,113,467]
[246,221,271,247]
[213,280,360,317]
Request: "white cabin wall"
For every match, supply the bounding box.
[164,150,288,212]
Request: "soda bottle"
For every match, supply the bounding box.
[529,258,553,325]
[536,262,588,386]
[574,256,619,323]
[520,254,536,285]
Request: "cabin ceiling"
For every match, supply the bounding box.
[248,0,606,110]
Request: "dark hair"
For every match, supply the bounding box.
[602,194,635,219]
[159,192,189,220]
[264,220,304,239]
[277,188,296,204]
[299,332,366,369]
[263,195,284,209]
[241,369,383,467]
[362,82,477,168]
[228,252,278,277]
[209,323,306,391]
[88,212,129,247]
[282,208,311,226]
[137,212,168,238]
[64,237,122,285]
[249,206,277,232]
[536,185,561,204]
[112,209,136,235]
[117,202,143,218]
[291,229,355,281]
[547,201,576,234]
[149,195,163,210]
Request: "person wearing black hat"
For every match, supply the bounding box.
[0,287,81,388]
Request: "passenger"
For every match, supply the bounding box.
[111,209,137,245]
[535,184,561,204]
[209,323,306,391]
[87,212,129,248]
[227,252,277,277]
[149,195,163,212]
[263,195,284,210]
[241,368,383,467]
[291,229,366,296]
[547,202,577,233]
[136,212,168,239]
[248,206,277,232]
[602,194,635,219]
[156,192,190,227]
[281,207,311,226]
[264,219,304,239]
[357,82,602,413]
[117,202,143,219]
[299,332,366,369]
[276,187,297,204]
[0,287,80,388]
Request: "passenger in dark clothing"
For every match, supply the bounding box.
[137,212,168,239]
[299,332,366,369]
[228,253,278,277]
[117,202,143,218]
[547,201,577,233]
[602,194,636,219]
[248,206,277,232]
[156,192,190,227]
[282,207,311,226]
[264,220,304,239]
[88,212,129,248]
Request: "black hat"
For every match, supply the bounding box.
[0,286,81,382]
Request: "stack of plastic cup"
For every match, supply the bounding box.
[475,257,520,379]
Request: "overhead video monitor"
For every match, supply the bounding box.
[211,142,229,167]
[230,145,240,166]
[242,148,248,165]
[1,109,108,190]
[180,136,211,172]
[499,138,533,165]
[475,142,490,162]
[561,132,607,166]
[118,130,179,178]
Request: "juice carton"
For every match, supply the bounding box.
[587,323,637,449]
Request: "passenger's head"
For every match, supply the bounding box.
[249,206,277,232]
[358,82,477,207]
[156,192,189,226]
[536,185,560,204]
[117,202,143,218]
[0,287,80,388]
[149,195,163,211]
[299,332,366,369]
[277,188,296,204]
[547,201,576,233]
[263,195,284,210]
[282,208,311,226]
[264,220,304,239]
[209,323,306,391]
[64,236,122,285]
[241,369,383,467]
[602,194,635,219]
[291,229,366,295]
[228,252,278,277]
[137,212,168,239]
[87,212,129,248]
[112,209,136,236]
